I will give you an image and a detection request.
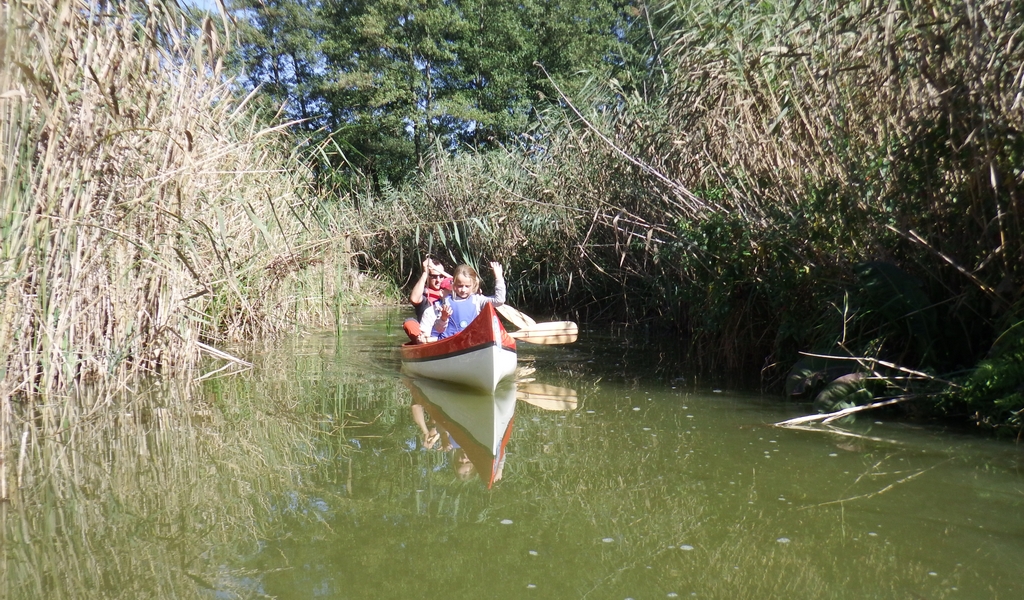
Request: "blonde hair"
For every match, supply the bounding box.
[451,264,481,294]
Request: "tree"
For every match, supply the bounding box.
[231,0,326,124]
[230,0,633,186]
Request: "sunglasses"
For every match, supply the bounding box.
[429,274,445,279]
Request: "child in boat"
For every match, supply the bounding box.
[418,262,505,342]
[403,257,452,341]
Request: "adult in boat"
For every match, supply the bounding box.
[403,257,452,342]
[418,262,505,342]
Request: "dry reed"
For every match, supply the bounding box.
[0,0,374,497]
[0,0,365,392]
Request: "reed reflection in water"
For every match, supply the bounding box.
[0,320,398,599]
[1,382,311,599]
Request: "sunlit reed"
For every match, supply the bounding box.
[360,0,1024,421]
[0,0,382,495]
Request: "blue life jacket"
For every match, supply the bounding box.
[438,295,480,339]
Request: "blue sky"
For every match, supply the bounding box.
[182,0,220,12]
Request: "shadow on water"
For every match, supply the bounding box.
[3,307,1024,599]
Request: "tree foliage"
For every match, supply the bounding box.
[229,0,632,185]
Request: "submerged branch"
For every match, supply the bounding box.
[805,463,945,508]
[196,342,253,368]
[772,423,907,446]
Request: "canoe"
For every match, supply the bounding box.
[400,302,517,392]
[403,377,516,488]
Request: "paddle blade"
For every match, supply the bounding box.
[517,383,578,411]
[510,331,578,344]
[507,321,578,344]
[496,304,537,329]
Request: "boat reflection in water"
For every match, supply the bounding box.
[403,377,517,488]
[403,376,579,488]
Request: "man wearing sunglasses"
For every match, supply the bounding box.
[403,257,453,342]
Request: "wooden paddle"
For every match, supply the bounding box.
[495,304,536,329]
[517,382,578,411]
[507,321,578,344]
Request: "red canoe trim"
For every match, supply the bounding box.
[401,340,504,363]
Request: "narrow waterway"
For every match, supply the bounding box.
[3,307,1023,599]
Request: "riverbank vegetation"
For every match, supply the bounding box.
[0,0,379,397]
[268,0,1020,433]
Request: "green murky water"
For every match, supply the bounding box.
[4,308,1024,599]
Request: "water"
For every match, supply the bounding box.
[4,308,1024,599]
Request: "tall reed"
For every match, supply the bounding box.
[597,0,1024,366]
[0,0,378,496]
[0,0,367,396]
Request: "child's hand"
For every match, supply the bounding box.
[489,261,503,278]
[439,303,453,321]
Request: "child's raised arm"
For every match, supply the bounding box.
[488,262,506,305]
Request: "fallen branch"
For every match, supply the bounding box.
[798,351,959,387]
[196,341,253,367]
[195,361,246,382]
[805,462,944,508]
[773,423,905,445]
[775,396,913,427]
